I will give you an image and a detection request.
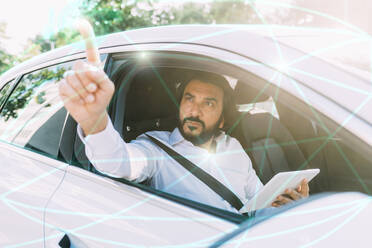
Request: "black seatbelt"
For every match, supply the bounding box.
[146,134,244,212]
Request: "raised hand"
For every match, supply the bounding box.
[59,19,115,136]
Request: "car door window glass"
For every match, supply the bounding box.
[0,63,72,160]
[0,80,14,108]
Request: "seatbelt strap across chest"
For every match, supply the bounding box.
[146,134,244,212]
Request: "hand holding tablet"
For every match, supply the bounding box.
[240,169,320,213]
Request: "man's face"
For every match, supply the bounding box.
[179,80,224,145]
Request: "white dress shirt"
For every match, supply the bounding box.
[78,118,263,212]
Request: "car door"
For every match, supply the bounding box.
[44,164,239,247]
[44,113,238,247]
[43,47,244,247]
[0,63,72,247]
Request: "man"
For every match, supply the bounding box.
[58,21,308,213]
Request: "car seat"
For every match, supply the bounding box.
[232,81,310,185]
[122,68,182,142]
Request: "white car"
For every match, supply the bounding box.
[0,25,371,247]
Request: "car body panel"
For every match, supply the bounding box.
[0,141,67,247]
[215,192,372,247]
[44,165,236,247]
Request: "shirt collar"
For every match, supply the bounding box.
[169,128,185,146]
[170,127,227,146]
[215,130,227,144]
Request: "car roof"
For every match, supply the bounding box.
[1,24,365,78]
[1,24,371,130]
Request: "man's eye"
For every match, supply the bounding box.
[205,101,214,107]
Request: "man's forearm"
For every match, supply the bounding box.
[78,116,132,178]
[77,116,150,180]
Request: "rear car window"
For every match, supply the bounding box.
[0,63,72,160]
[0,80,14,108]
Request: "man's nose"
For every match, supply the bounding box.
[189,102,202,117]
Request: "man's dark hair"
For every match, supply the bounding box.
[177,70,237,132]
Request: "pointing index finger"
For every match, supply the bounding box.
[77,19,101,66]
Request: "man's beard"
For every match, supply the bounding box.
[179,116,223,146]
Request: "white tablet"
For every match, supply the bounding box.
[239,169,320,213]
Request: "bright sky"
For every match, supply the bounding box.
[0,0,83,55]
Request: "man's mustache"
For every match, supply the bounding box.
[183,117,205,129]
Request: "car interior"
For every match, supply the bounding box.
[69,51,372,220]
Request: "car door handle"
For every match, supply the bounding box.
[58,234,71,248]
[57,233,90,248]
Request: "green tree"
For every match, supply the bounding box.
[28,28,80,54]
[25,0,266,56]
[0,22,16,74]
[81,1,261,35]
[81,0,174,36]
[26,1,174,55]
[170,2,213,24]
[1,66,66,121]
[210,1,259,24]
[25,0,306,58]
[171,1,259,25]
[0,50,14,75]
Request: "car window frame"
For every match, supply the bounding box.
[102,49,369,223]
[0,77,20,111]
[0,59,90,164]
[102,50,284,223]
[65,51,251,224]
[0,64,71,161]
[68,48,372,226]
[108,50,372,220]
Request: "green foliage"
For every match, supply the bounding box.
[170,2,213,24]
[209,1,259,24]
[79,0,261,36]
[23,1,300,60]
[0,50,15,75]
[32,28,80,53]
[0,83,11,107]
[30,1,176,53]
[171,1,258,25]
[24,1,262,56]
[81,0,174,36]
[0,22,16,75]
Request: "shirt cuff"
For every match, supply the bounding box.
[77,117,120,158]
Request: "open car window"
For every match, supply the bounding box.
[70,51,372,225]
[0,79,15,109]
[0,63,72,160]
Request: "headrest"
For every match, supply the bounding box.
[234,80,269,105]
[125,68,179,122]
